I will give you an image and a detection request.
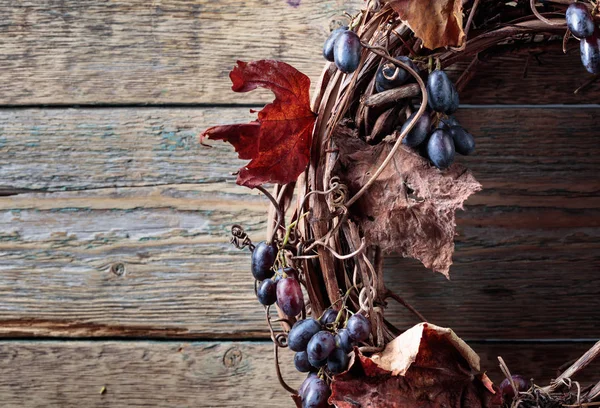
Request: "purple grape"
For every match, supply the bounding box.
[256,279,277,306]
[375,56,418,93]
[299,373,318,397]
[448,126,475,155]
[581,34,600,74]
[327,348,350,375]
[401,112,432,147]
[346,314,371,343]
[447,87,460,114]
[302,377,331,408]
[427,129,455,169]
[323,26,348,62]
[319,309,338,326]
[288,318,322,352]
[294,351,313,373]
[499,375,529,402]
[335,328,354,353]
[566,3,595,39]
[251,241,277,281]
[307,331,336,361]
[427,70,457,114]
[276,277,304,317]
[333,30,361,74]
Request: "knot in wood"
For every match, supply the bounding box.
[110,263,126,277]
[222,347,242,368]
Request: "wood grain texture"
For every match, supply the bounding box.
[0,1,598,105]
[0,107,598,339]
[0,341,596,408]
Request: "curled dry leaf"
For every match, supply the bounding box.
[334,126,481,277]
[200,60,316,188]
[387,0,465,50]
[330,323,502,408]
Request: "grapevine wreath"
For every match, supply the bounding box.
[201,1,600,407]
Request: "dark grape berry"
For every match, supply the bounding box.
[335,328,354,353]
[401,112,432,147]
[299,373,318,397]
[566,3,595,39]
[580,34,600,74]
[256,279,277,306]
[251,241,277,281]
[327,348,350,375]
[323,26,348,62]
[499,375,529,402]
[307,331,336,361]
[288,318,322,352]
[302,377,331,408]
[427,70,457,114]
[319,309,338,326]
[427,129,455,169]
[346,314,371,343]
[375,56,418,93]
[448,126,475,155]
[333,30,361,74]
[294,351,313,373]
[276,277,304,317]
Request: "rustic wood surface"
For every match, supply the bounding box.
[0,341,596,408]
[0,0,599,406]
[0,1,599,105]
[0,107,598,340]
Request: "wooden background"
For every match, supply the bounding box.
[0,0,598,407]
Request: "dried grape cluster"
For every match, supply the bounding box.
[323,28,476,170]
[566,2,600,73]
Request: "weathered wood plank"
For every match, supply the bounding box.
[0,2,598,105]
[0,107,598,338]
[0,341,595,408]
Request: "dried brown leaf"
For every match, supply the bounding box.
[330,323,502,408]
[334,128,481,277]
[387,0,465,50]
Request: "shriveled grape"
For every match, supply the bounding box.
[288,318,322,352]
[256,279,277,306]
[427,129,455,169]
[499,375,529,402]
[307,331,336,361]
[276,277,304,317]
[333,30,361,74]
[251,241,277,280]
[566,3,595,39]
[346,314,371,342]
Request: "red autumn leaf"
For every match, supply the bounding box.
[329,323,502,408]
[387,0,465,50]
[200,60,316,188]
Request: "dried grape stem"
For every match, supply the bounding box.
[530,0,567,26]
[385,289,427,323]
[543,340,600,392]
[256,185,285,244]
[363,83,421,107]
[588,380,600,401]
[274,343,297,394]
[345,43,428,208]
